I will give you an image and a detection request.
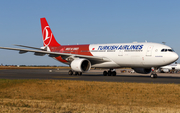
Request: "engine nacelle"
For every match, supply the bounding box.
[70,58,91,72]
[133,68,151,74]
[161,68,169,73]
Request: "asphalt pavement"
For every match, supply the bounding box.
[0,69,180,84]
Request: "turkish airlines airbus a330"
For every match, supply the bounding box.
[0,18,178,78]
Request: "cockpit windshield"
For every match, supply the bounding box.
[161,49,174,52]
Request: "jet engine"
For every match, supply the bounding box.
[133,68,151,74]
[160,68,169,73]
[70,58,91,72]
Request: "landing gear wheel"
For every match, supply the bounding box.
[103,69,117,76]
[108,71,112,76]
[103,71,108,76]
[75,72,79,75]
[68,70,73,75]
[78,72,82,76]
[151,74,157,78]
[112,71,116,76]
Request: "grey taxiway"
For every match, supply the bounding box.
[0,69,180,84]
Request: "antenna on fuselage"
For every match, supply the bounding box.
[162,42,166,45]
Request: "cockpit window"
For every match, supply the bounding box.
[161,49,174,52]
[168,49,174,52]
[161,49,164,52]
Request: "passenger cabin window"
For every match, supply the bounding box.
[161,49,174,52]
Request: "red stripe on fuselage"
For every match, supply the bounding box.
[48,44,92,63]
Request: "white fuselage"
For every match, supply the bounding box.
[89,42,178,68]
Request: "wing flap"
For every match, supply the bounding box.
[48,54,60,57]
[19,50,28,54]
[34,52,46,56]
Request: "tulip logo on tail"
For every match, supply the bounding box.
[43,26,52,46]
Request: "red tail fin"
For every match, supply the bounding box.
[40,18,60,47]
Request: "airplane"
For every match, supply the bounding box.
[159,63,180,73]
[0,17,178,78]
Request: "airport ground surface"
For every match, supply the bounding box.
[1,69,180,112]
[0,68,180,84]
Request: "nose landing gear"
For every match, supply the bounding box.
[150,67,158,78]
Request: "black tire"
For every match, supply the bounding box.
[108,71,112,76]
[154,74,157,78]
[68,70,73,75]
[103,71,108,76]
[112,71,116,76]
[78,72,82,76]
[75,72,79,75]
[150,74,157,78]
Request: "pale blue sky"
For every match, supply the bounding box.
[0,0,180,66]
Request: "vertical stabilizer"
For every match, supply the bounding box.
[40,18,60,47]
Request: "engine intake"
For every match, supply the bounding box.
[71,58,91,72]
[133,68,151,74]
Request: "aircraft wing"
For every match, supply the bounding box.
[0,46,111,63]
[14,44,45,50]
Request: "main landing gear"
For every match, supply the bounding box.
[68,70,82,76]
[103,69,116,76]
[150,67,158,78]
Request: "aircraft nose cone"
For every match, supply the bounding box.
[175,53,179,60]
[169,52,179,63]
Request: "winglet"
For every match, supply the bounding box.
[40,18,61,47]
